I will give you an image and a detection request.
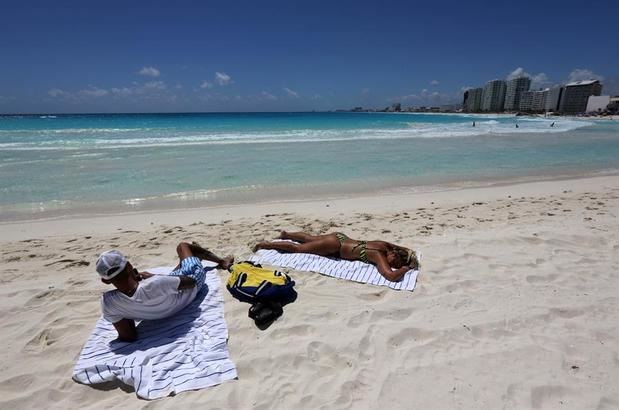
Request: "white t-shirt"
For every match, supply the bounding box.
[101,275,198,323]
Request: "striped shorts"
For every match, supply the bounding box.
[170,256,207,292]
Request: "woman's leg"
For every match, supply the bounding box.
[278,230,337,243]
[254,235,340,256]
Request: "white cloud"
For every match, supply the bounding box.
[260,91,277,100]
[143,81,166,90]
[200,80,213,89]
[401,94,419,100]
[361,88,370,95]
[48,88,67,97]
[45,80,175,103]
[603,76,619,95]
[506,67,549,89]
[111,87,133,97]
[460,86,473,93]
[530,73,549,89]
[197,92,238,103]
[283,87,298,97]
[430,80,439,86]
[398,87,461,105]
[507,67,528,80]
[79,87,109,97]
[139,66,161,77]
[568,68,604,83]
[215,72,232,86]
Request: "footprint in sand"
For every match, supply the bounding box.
[548,307,585,319]
[445,279,480,293]
[347,311,371,328]
[66,278,89,286]
[269,324,313,340]
[356,289,387,301]
[358,326,377,360]
[306,341,347,367]
[43,259,90,268]
[370,308,413,322]
[25,288,66,309]
[23,329,56,352]
[387,327,434,348]
[526,274,558,284]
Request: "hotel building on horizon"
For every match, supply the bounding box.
[481,80,506,112]
[463,77,603,115]
[462,87,483,112]
[504,77,531,111]
[559,80,603,114]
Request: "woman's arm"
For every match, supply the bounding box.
[385,242,410,255]
[374,255,410,282]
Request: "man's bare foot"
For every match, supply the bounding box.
[276,231,289,239]
[219,256,234,270]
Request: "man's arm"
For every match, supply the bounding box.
[138,271,154,280]
[140,269,196,290]
[113,319,137,342]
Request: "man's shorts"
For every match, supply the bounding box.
[170,256,208,292]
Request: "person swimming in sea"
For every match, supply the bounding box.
[253,231,420,282]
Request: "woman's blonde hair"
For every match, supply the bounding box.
[393,248,409,264]
[398,248,419,269]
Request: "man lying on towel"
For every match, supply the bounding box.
[95,242,233,342]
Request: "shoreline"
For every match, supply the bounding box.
[2,173,618,242]
[2,168,618,225]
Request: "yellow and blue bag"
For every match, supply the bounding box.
[226,261,297,305]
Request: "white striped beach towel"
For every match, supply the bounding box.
[250,249,420,291]
[73,261,237,400]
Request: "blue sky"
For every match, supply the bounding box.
[0,0,617,113]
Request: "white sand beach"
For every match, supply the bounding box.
[1,175,618,409]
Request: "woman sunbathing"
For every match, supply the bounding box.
[253,231,419,282]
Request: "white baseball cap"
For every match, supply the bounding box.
[96,250,128,280]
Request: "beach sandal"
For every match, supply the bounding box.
[248,302,266,320]
[248,301,283,330]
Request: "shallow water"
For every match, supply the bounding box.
[1,112,618,220]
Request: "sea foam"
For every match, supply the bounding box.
[0,117,592,150]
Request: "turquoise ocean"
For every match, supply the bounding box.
[1,112,619,221]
